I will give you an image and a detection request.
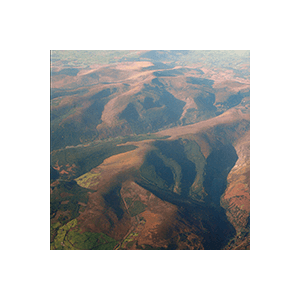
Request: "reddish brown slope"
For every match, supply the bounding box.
[158,107,249,156]
[72,137,210,249]
[221,131,250,249]
[157,107,250,249]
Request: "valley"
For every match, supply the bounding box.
[50,50,250,250]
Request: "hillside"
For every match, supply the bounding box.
[50,51,249,151]
[50,50,250,250]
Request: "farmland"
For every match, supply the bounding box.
[50,50,250,250]
[51,218,118,250]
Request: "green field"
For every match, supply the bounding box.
[50,180,92,222]
[75,172,102,189]
[128,201,147,217]
[51,218,118,250]
[50,133,170,239]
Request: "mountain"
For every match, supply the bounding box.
[50,50,250,250]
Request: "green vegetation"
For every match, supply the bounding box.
[135,244,163,250]
[140,139,204,198]
[124,196,147,217]
[182,139,206,199]
[140,151,175,190]
[124,197,133,206]
[51,117,99,152]
[50,180,93,221]
[52,218,78,250]
[50,88,117,151]
[66,230,117,250]
[51,88,89,101]
[51,141,137,179]
[75,172,102,189]
[51,133,169,180]
[51,218,118,250]
[128,201,147,217]
[156,152,182,193]
[121,232,139,249]
[50,133,169,249]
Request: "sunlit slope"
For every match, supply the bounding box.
[51,57,249,151]
[52,111,248,249]
[50,51,250,250]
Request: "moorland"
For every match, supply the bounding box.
[50,50,250,250]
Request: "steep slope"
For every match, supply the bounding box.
[221,131,250,249]
[51,106,249,250]
[139,110,249,249]
[51,135,200,249]
[51,59,250,152]
[51,106,250,249]
[50,50,250,250]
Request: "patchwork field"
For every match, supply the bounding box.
[51,218,118,250]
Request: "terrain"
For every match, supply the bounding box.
[50,50,250,250]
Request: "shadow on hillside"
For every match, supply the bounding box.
[203,144,238,205]
[200,144,238,249]
[137,143,238,250]
[137,177,236,250]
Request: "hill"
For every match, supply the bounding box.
[50,50,250,250]
[51,53,249,151]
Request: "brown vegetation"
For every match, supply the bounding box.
[51,52,250,249]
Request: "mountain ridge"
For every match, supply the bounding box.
[50,50,250,250]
